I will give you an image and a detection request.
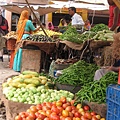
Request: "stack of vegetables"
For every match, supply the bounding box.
[24,34,54,42]
[75,72,118,104]
[55,60,99,86]
[2,71,74,104]
[15,97,106,120]
[33,29,62,37]
[59,24,114,44]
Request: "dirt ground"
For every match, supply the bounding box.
[0,55,20,120]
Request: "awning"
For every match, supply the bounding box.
[1,4,58,15]
[51,1,109,11]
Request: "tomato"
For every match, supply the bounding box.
[81,116,89,120]
[57,106,63,113]
[62,110,69,117]
[38,113,46,119]
[100,118,105,120]
[96,115,101,119]
[46,102,52,108]
[62,103,69,109]
[84,112,92,119]
[60,97,67,103]
[29,112,36,119]
[78,108,84,113]
[30,106,38,113]
[91,112,96,116]
[65,106,72,112]
[44,117,50,120]
[70,100,75,105]
[66,102,71,106]
[46,110,52,117]
[51,106,60,114]
[69,112,74,118]
[41,102,46,107]
[36,104,42,110]
[42,106,50,111]
[35,112,40,118]
[76,104,82,109]
[36,118,42,120]
[65,117,72,120]
[60,116,66,120]
[74,112,81,118]
[26,116,34,120]
[92,116,99,120]
[75,117,81,120]
[56,101,63,107]
[15,115,22,120]
[50,112,60,120]
[83,106,90,111]
[19,112,26,118]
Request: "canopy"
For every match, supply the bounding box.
[50,1,109,11]
[1,4,58,15]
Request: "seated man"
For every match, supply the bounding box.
[94,60,120,80]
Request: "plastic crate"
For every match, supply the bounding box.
[106,84,120,120]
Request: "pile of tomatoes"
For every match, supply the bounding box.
[15,97,105,120]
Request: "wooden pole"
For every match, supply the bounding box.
[25,0,48,37]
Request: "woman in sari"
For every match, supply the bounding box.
[13,10,40,72]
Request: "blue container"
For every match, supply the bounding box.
[106,84,120,120]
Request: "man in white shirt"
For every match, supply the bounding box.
[68,7,85,26]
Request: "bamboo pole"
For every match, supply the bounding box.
[25,0,48,37]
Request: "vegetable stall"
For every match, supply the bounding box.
[1,22,119,120]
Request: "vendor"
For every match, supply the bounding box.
[68,7,84,28]
[94,60,120,80]
[108,0,120,32]
[13,10,40,72]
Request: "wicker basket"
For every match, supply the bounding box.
[6,39,16,50]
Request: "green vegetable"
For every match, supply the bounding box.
[75,72,118,104]
[55,60,99,86]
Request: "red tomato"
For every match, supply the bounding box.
[44,117,50,120]
[83,106,90,111]
[56,101,63,107]
[26,116,34,120]
[29,112,36,119]
[50,112,60,120]
[51,106,60,114]
[36,104,42,110]
[60,97,67,103]
[57,106,63,113]
[74,112,81,118]
[65,105,72,112]
[70,100,75,105]
[19,112,26,118]
[46,110,52,117]
[75,117,81,120]
[91,112,96,116]
[41,102,46,107]
[30,106,38,113]
[36,118,42,120]
[62,110,69,117]
[69,112,74,118]
[81,116,89,120]
[84,112,92,119]
[62,103,69,109]
[15,115,22,120]
[35,112,40,118]
[42,106,50,111]
[38,113,46,119]
[46,102,52,108]
[92,116,98,120]
[65,117,72,120]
